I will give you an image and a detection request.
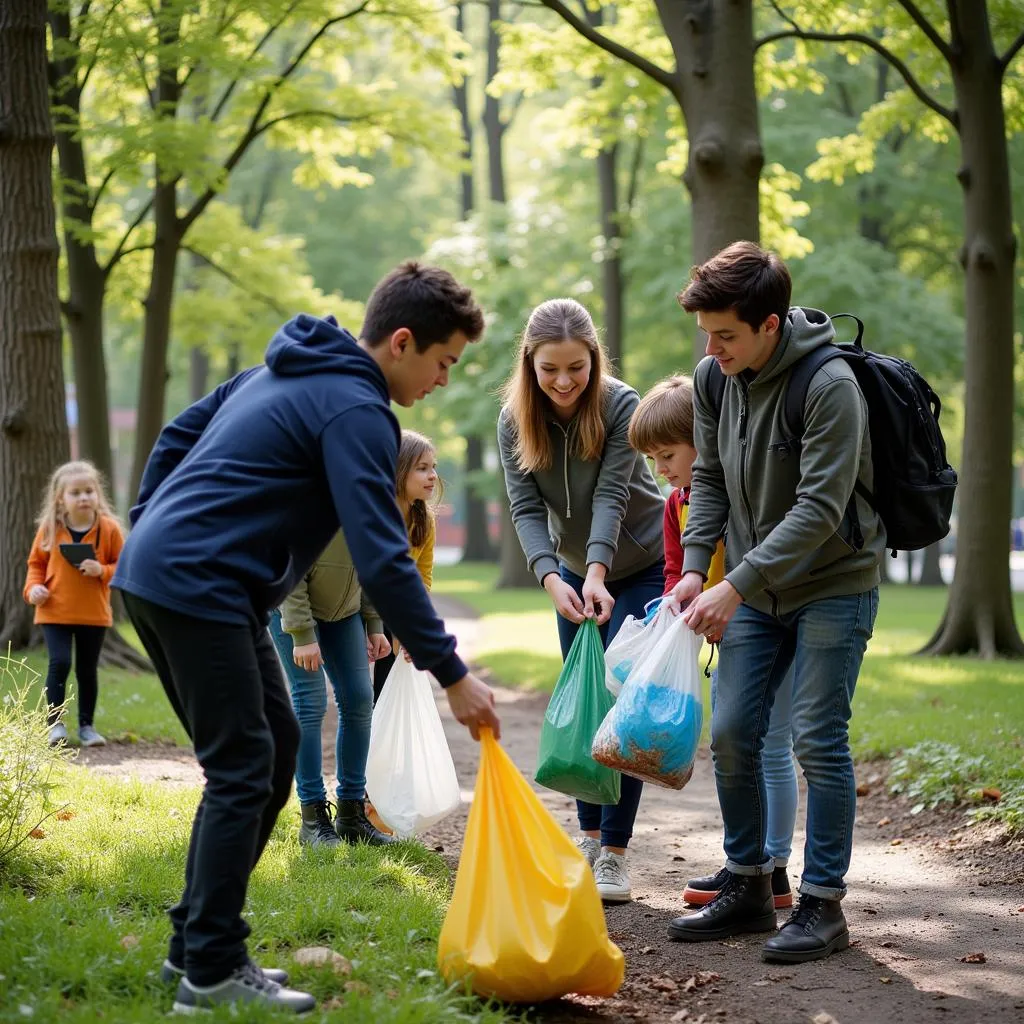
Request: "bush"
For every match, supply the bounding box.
[0,649,73,871]
[888,741,987,812]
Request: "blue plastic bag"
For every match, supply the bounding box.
[592,614,704,790]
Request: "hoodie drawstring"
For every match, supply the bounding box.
[556,423,572,519]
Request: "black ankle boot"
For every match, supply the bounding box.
[762,894,849,963]
[335,799,398,846]
[299,801,341,848]
[668,870,776,942]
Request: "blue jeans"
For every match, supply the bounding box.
[711,665,797,865]
[268,610,373,804]
[712,590,878,899]
[555,561,664,850]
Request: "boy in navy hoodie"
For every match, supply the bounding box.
[114,263,499,1015]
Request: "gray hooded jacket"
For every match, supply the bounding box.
[498,376,665,584]
[682,307,884,615]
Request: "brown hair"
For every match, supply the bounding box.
[628,374,695,452]
[361,261,485,350]
[36,460,122,552]
[396,430,442,549]
[678,240,792,331]
[501,298,610,473]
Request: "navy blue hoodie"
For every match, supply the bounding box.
[113,314,467,686]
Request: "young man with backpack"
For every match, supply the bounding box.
[664,241,886,963]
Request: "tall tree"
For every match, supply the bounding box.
[763,1,1024,655]
[0,0,70,647]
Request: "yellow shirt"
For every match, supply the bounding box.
[408,515,435,590]
[678,499,726,589]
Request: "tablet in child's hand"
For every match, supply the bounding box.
[60,542,96,567]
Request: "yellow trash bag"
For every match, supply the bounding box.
[438,728,624,1003]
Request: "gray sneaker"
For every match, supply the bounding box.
[575,835,601,867]
[593,851,632,903]
[78,725,106,747]
[159,958,289,986]
[172,961,315,1015]
[48,723,68,747]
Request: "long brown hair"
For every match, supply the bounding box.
[396,430,442,549]
[501,298,611,473]
[36,460,122,552]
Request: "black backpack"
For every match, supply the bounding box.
[706,314,958,553]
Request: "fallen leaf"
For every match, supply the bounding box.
[640,946,656,954]
[861,907,878,915]
[344,981,371,996]
[981,788,1002,802]
[877,817,892,827]
[28,829,45,840]
[880,976,893,984]
[681,971,720,993]
[292,947,352,975]
[856,783,870,796]
[672,854,687,861]
[118,935,139,950]
[752,980,771,987]
[959,952,987,964]
[890,839,903,847]
[881,941,895,948]
[651,977,678,993]
[812,1014,840,1024]
[55,810,75,821]
[670,1012,689,1023]
[1017,906,1024,913]
[321,998,345,1010]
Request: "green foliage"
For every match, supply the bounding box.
[889,741,988,812]
[0,770,518,1022]
[0,652,74,871]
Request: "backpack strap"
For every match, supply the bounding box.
[780,344,845,439]
[705,358,727,420]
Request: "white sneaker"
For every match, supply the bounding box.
[78,725,106,747]
[575,835,601,867]
[48,723,68,747]
[593,851,632,903]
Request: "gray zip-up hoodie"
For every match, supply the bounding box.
[498,376,665,584]
[682,307,884,615]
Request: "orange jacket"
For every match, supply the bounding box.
[23,515,124,627]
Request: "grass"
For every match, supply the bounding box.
[0,768,518,1023]
[436,563,1024,806]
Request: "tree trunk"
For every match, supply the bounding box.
[596,143,624,369]
[462,436,496,562]
[916,542,945,586]
[0,0,70,647]
[127,3,182,506]
[921,0,1023,656]
[48,7,115,491]
[483,0,506,205]
[453,1,474,221]
[655,0,763,364]
[189,345,210,403]
[496,492,537,589]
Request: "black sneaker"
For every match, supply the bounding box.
[299,800,342,848]
[684,864,793,909]
[335,799,398,847]
[762,894,849,963]
[668,870,776,942]
[172,960,315,1014]
[159,957,289,985]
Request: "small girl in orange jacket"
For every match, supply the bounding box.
[24,461,124,747]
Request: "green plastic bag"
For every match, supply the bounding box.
[535,619,621,805]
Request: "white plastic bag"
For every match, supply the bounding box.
[365,658,461,838]
[592,613,704,790]
[603,599,671,697]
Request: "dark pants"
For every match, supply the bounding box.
[372,626,395,705]
[122,592,300,986]
[555,561,664,849]
[41,624,106,727]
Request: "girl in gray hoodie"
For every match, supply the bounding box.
[498,298,665,903]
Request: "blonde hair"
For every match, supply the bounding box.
[36,460,122,552]
[396,430,442,549]
[501,298,611,473]
[628,375,695,452]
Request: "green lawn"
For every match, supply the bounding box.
[436,564,1024,798]
[0,768,516,1023]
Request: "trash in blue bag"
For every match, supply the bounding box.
[592,614,704,790]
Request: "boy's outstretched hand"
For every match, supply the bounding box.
[446,673,501,741]
[664,572,704,616]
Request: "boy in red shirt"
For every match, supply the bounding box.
[628,375,796,911]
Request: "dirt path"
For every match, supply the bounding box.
[79,597,1024,1023]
